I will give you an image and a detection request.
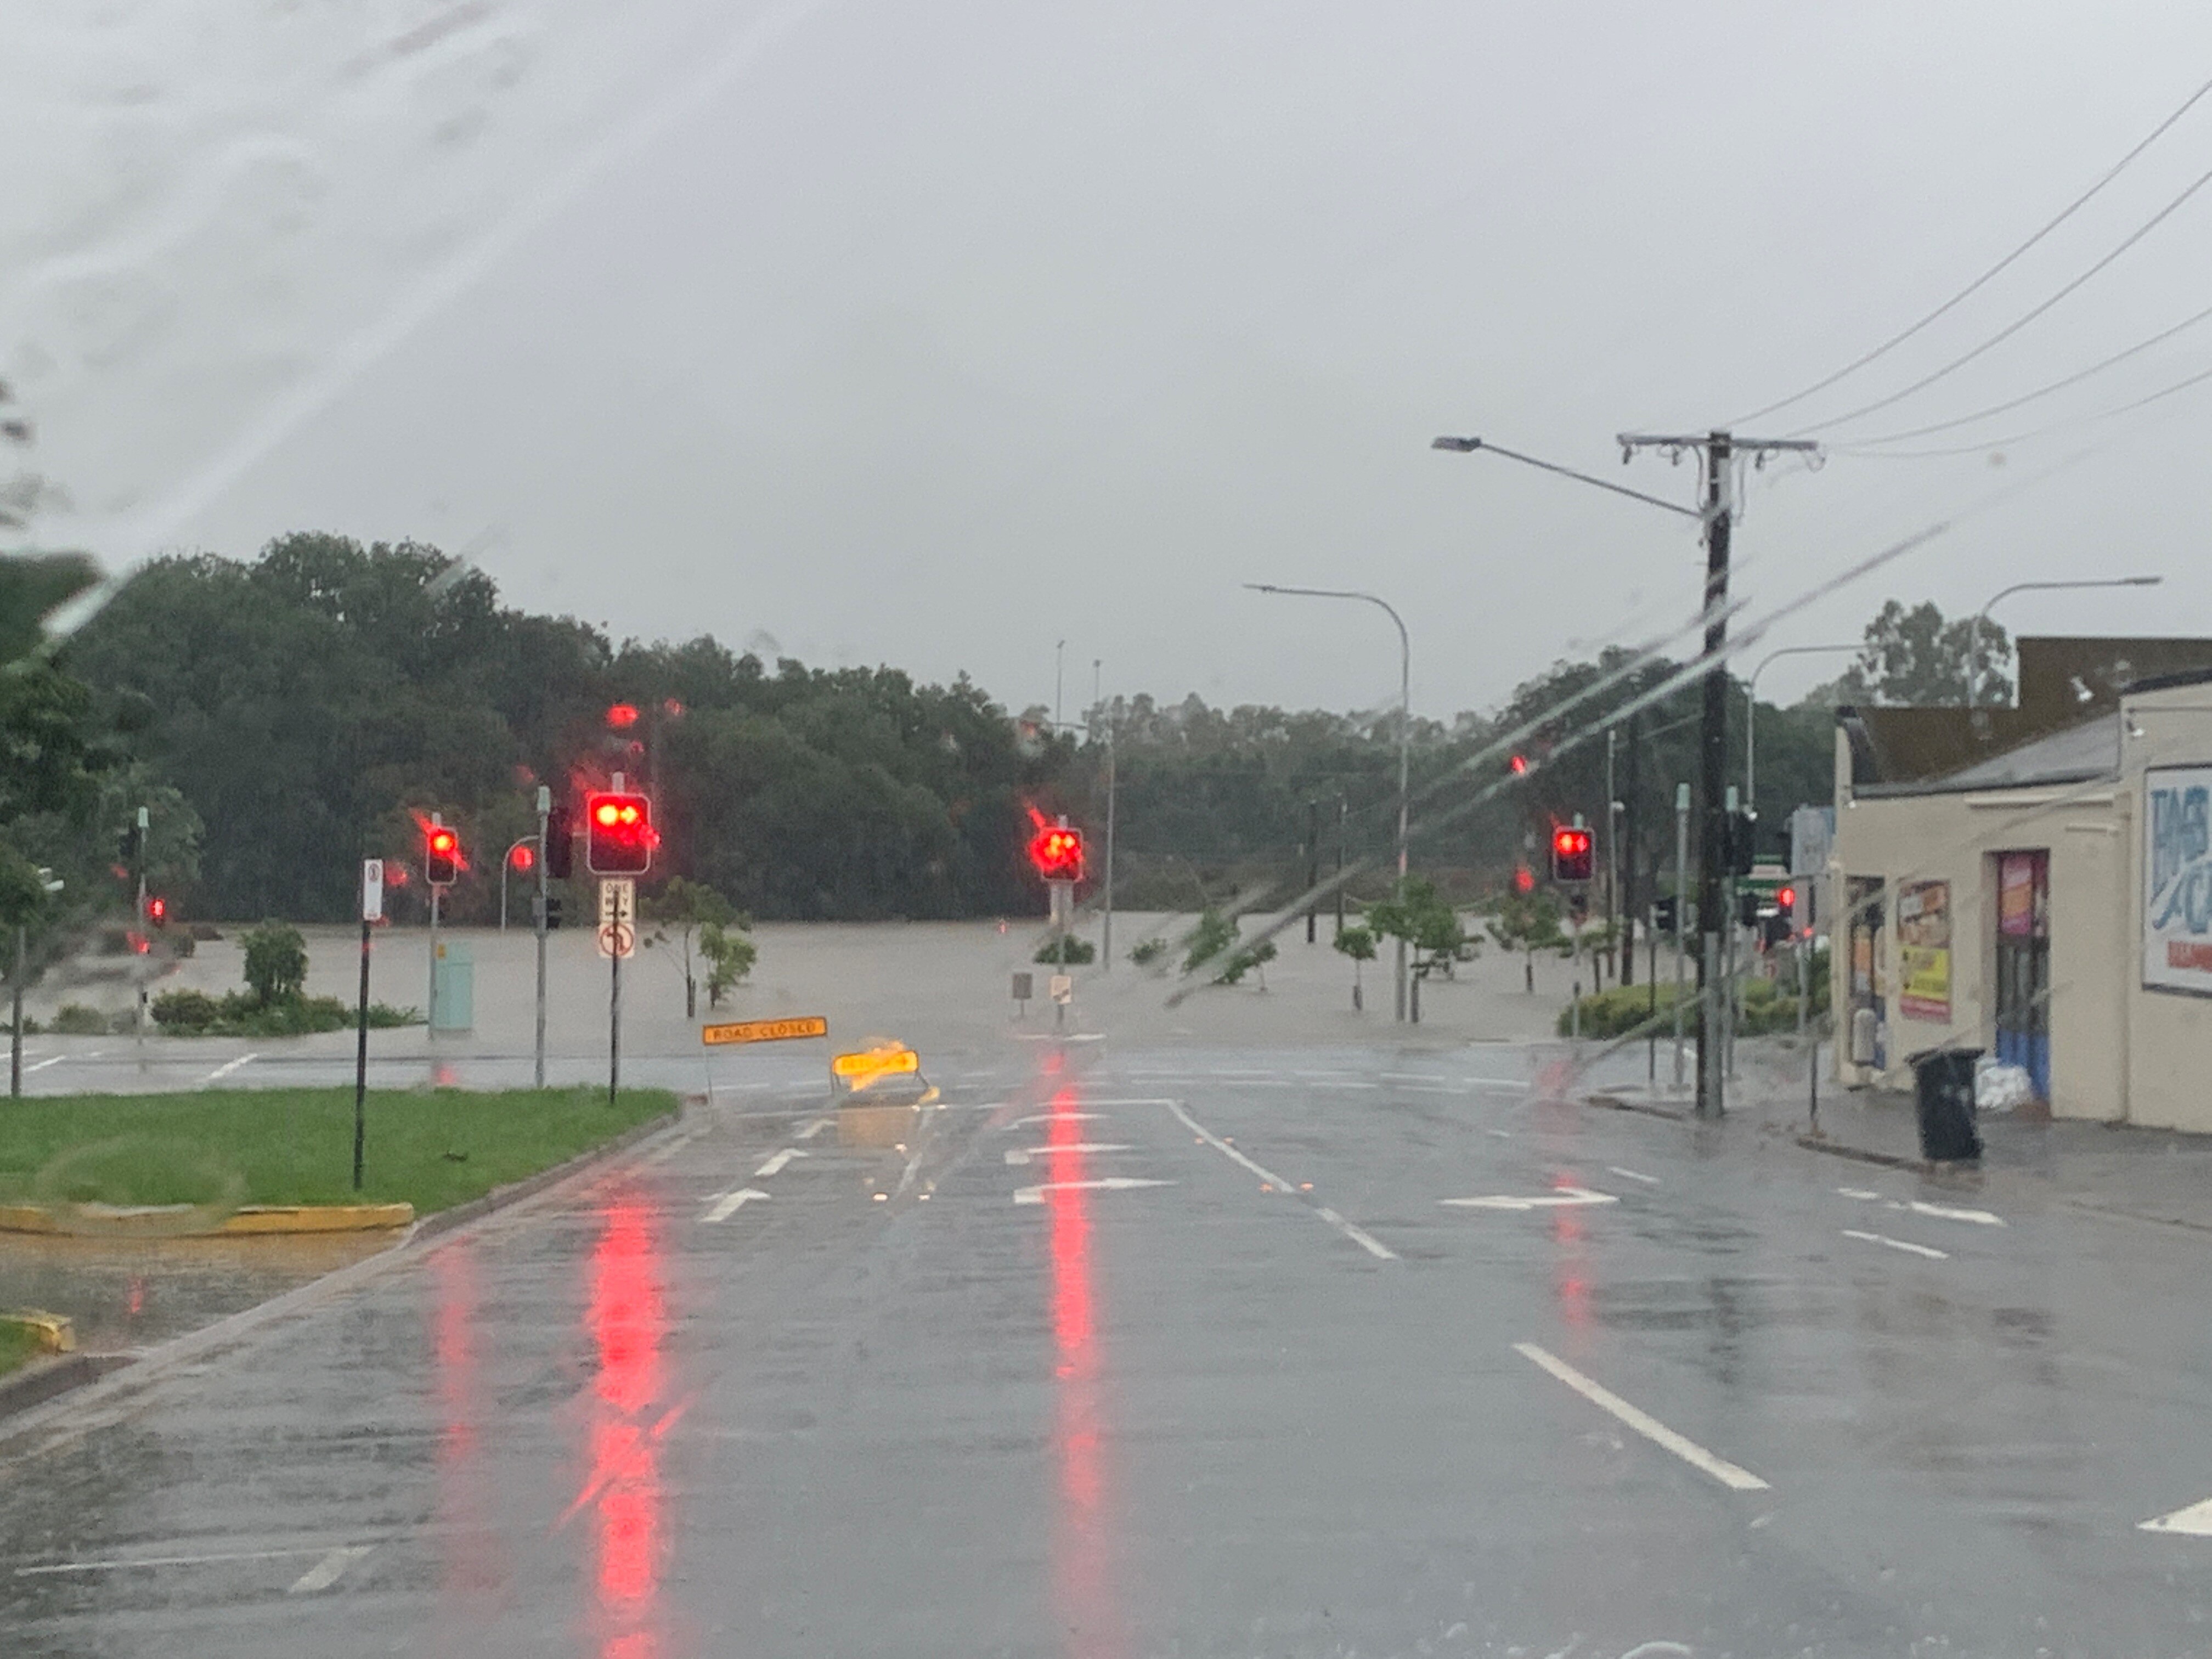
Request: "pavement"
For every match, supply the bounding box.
[7,927,2212,1653]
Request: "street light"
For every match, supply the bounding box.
[1745,644,1859,809]
[1969,576,2163,707]
[1245,583,1412,1021]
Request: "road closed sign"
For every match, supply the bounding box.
[702,1015,829,1046]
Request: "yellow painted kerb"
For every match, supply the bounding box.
[0,1201,413,1237]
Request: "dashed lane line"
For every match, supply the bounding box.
[1514,1342,1770,1493]
[1013,1177,1173,1204]
[1608,1166,1661,1186]
[1842,1228,1949,1260]
[288,1545,373,1594]
[204,1052,259,1084]
[1163,1098,1396,1261]
[1005,1143,1132,1166]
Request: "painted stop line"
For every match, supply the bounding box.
[1441,1187,1617,1211]
[1004,1143,1132,1166]
[1013,1177,1173,1205]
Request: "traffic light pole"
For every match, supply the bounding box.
[133,804,149,1065]
[1672,782,1689,1092]
[354,912,371,1190]
[609,888,624,1108]
[534,785,550,1090]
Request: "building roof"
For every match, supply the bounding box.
[1853,709,2119,798]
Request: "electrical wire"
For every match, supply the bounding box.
[1830,357,2212,459]
[1729,69,2212,427]
[1841,295,2212,446]
[1785,157,2212,438]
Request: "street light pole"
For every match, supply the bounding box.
[1245,583,1412,1020]
[1746,644,1859,811]
[1968,576,2163,707]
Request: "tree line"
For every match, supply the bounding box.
[0,533,2006,939]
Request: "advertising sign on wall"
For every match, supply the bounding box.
[1897,878,1951,1020]
[2145,765,2212,994]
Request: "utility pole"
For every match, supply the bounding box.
[1617,430,1818,1118]
[1604,727,1618,986]
[1621,707,1642,987]
[1305,799,1319,944]
[534,784,550,1088]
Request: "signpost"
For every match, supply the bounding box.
[702,1015,827,1046]
[354,859,382,1191]
[599,877,634,1108]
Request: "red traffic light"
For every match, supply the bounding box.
[585,791,656,875]
[606,702,640,729]
[1513,864,1534,894]
[425,825,462,886]
[1028,823,1085,882]
[1509,754,1528,775]
[1777,884,1797,911]
[510,843,536,872]
[146,895,167,927]
[1549,825,1595,884]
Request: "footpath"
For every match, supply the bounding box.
[1583,1034,2212,1236]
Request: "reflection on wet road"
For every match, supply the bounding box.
[5,1041,2212,1655]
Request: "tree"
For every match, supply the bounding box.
[698,920,757,1007]
[1486,892,1567,993]
[644,876,738,1018]
[239,921,308,1006]
[1835,600,2013,707]
[1365,877,1471,978]
[1333,921,1376,1010]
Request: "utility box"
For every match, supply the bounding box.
[432,939,474,1034]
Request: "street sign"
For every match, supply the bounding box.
[598,878,635,927]
[1048,974,1073,1005]
[596,921,636,960]
[360,859,383,922]
[702,1015,828,1046]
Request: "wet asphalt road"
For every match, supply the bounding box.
[7,1041,2212,1658]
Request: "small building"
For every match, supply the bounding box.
[1830,638,2212,1131]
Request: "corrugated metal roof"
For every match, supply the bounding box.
[1854,710,2119,798]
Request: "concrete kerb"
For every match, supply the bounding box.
[0,1098,695,1440]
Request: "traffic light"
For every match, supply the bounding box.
[1737,890,1761,928]
[509,842,535,872]
[1652,893,1678,932]
[1728,809,1757,876]
[1028,822,1085,883]
[585,791,655,875]
[146,895,167,928]
[425,823,461,886]
[543,895,565,930]
[1509,754,1528,776]
[545,803,574,878]
[1549,825,1594,884]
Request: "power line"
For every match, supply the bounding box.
[1729,70,2212,427]
[1832,357,2212,459]
[1841,295,2212,446]
[1786,157,2212,437]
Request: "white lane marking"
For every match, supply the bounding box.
[24,1056,65,1073]
[1607,1166,1661,1186]
[1009,1111,1110,1127]
[1163,1098,1398,1260]
[1514,1342,1770,1493]
[287,1545,372,1595]
[1842,1228,1949,1260]
[1313,1206,1396,1261]
[1838,1187,1882,1201]
[702,1187,769,1222]
[753,1148,806,1178]
[1441,1187,1618,1212]
[1907,1199,2005,1227]
[1005,1143,1131,1166]
[18,1545,348,1576]
[204,1052,260,1083]
[1462,1077,1533,1090]
[1069,1097,1179,1107]
[1013,1177,1173,1204]
[2141,1497,2212,1536]
[795,1116,833,1140]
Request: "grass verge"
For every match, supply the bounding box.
[0,1323,39,1379]
[0,1087,678,1216]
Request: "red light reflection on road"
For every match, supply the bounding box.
[1550,1181,1592,1331]
[1043,1084,1121,1659]
[584,1198,669,1659]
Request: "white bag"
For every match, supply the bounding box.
[1974,1060,2034,1113]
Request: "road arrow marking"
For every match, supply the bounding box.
[1005,1143,1131,1166]
[288,1545,372,1595]
[1842,1228,1948,1260]
[1009,1111,1110,1127]
[795,1117,833,1140]
[1607,1166,1661,1186]
[1012,1177,1173,1205]
[1440,1187,1617,1211]
[753,1148,807,1177]
[2141,1497,2212,1535]
[703,1187,770,1222]
[1906,1198,2004,1226]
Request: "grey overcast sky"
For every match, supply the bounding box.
[11,2,2212,719]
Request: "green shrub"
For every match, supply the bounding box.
[50,1005,110,1036]
[1033,936,1097,964]
[1129,936,1169,967]
[1557,975,1816,1039]
[152,989,222,1031]
[240,920,308,1005]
